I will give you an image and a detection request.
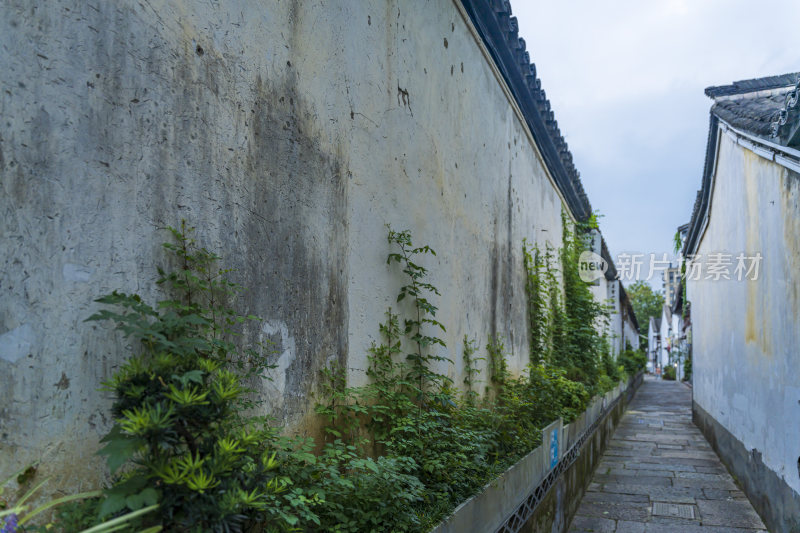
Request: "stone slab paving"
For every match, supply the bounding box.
[568,377,768,532]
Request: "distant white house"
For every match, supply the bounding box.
[646,316,660,372]
[657,304,672,371]
[620,284,639,351]
[588,231,640,357]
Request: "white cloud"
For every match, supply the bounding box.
[510,0,800,268]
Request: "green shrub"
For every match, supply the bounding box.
[600,351,620,383]
[486,364,589,463]
[0,468,159,533]
[47,497,103,531]
[683,352,692,381]
[272,438,424,533]
[385,410,493,509]
[663,365,677,380]
[87,223,316,532]
[618,344,647,376]
[75,221,633,533]
[597,337,622,391]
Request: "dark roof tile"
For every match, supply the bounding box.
[686,73,800,256]
[461,0,593,221]
[705,73,799,98]
[711,92,787,138]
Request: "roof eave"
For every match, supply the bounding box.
[458,0,592,222]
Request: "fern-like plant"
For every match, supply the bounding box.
[87,223,315,532]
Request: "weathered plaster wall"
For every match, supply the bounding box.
[610,285,626,356]
[622,313,638,351]
[1,0,354,489]
[605,280,623,357]
[588,266,630,359]
[658,306,671,369]
[647,318,658,367]
[0,0,571,489]
[688,132,800,500]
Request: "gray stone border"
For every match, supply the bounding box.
[693,400,800,533]
[432,371,643,533]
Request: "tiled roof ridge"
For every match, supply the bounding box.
[705,72,800,98]
[462,0,593,221]
[618,282,640,333]
[688,190,702,241]
[688,72,800,256]
[684,112,719,256]
[495,1,592,217]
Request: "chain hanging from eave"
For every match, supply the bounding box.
[771,78,800,138]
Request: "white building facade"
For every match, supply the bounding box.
[684,73,800,532]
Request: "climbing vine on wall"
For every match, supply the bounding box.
[27,216,639,533]
[523,239,560,366]
[523,211,614,393]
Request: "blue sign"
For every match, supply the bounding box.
[549,428,559,469]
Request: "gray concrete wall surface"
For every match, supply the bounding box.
[694,401,800,532]
[687,132,800,525]
[0,0,595,490]
[622,300,639,351]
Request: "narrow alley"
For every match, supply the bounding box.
[569,378,767,532]
[4,2,800,532]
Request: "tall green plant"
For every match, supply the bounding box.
[523,241,562,366]
[386,228,451,403]
[86,223,316,532]
[558,211,608,388]
[522,213,611,392]
[461,336,482,406]
[315,310,417,450]
[523,240,548,364]
[486,336,509,389]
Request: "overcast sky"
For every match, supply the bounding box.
[514,0,800,288]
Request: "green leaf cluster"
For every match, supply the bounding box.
[36,219,638,533]
[618,341,647,376]
[627,280,665,332]
[523,212,623,394]
[311,226,609,530]
[386,228,452,402]
[84,223,318,532]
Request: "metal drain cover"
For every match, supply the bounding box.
[652,502,695,519]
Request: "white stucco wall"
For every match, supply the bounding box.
[0,0,578,490]
[622,315,639,351]
[647,318,659,366]
[588,274,642,359]
[659,306,671,369]
[608,280,623,356]
[688,131,800,493]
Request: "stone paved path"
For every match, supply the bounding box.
[568,376,768,532]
